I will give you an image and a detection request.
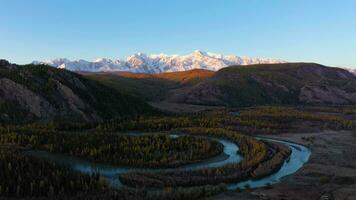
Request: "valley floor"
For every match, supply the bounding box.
[148,101,224,113]
[209,130,356,200]
[2,105,356,199]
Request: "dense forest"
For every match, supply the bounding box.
[120,127,291,188]
[0,132,223,168]
[95,106,356,134]
[1,105,355,199]
[0,148,148,199]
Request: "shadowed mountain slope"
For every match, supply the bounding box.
[170,63,356,106]
[85,69,214,101]
[88,63,356,107]
[0,60,153,123]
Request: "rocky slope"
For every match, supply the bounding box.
[169,63,356,106]
[0,60,152,123]
[85,69,214,101]
[88,63,356,107]
[33,50,285,73]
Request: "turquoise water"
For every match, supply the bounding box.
[27,134,310,190]
[227,138,311,189]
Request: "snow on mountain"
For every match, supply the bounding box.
[33,50,286,73]
[344,68,356,76]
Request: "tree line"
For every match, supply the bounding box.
[0,148,150,199]
[119,127,291,188]
[0,131,223,168]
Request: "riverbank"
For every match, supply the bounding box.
[26,134,242,188]
[209,130,356,200]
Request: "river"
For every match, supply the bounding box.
[27,134,311,190]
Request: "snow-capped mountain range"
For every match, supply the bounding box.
[33,50,286,73]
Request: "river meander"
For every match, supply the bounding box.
[27,134,311,190]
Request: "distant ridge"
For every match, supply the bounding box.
[345,68,356,75]
[0,60,153,123]
[87,63,356,106]
[33,50,286,73]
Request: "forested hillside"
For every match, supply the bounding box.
[86,69,213,101]
[89,63,356,107]
[0,60,153,123]
[175,63,356,106]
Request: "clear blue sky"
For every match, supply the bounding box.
[1,0,355,68]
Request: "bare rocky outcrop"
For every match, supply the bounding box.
[54,80,100,122]
[161,63,356,106]
[296,65,355,80]
[0,61,151,123]
[299,85,356,104]
[0,78,101,122]
[0,78,56,120]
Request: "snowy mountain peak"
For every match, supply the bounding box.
[192,50,208,56]
[33,51,287,73]
[94,58,112,63]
